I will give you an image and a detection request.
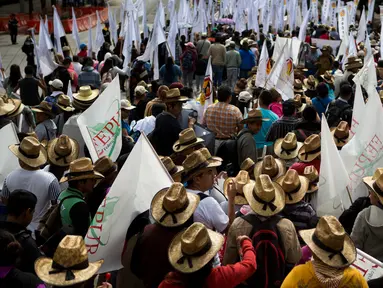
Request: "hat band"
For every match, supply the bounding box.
[159,196,190,224]
[174,138,198,150]
[311,233,348,265]
[49,259,89,281]
[18,146,40,159]
[285,183,301,201]
[176,238,212,269]
[168,165,179,175]
[373,182,383,197]
[65,170,95,180]
[54,146,73,164]
[184,161,210,179]
[302,147,321,160]
[281,145,298,156]
[252,191,277,212]
[100,165,117,178]
[335,134,348,144]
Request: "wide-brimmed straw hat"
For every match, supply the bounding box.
[298,134,321,162]
[243,174,285,217]
[9,136,47,168]
[199,147,223,163]
[57,95,75,112]
[60,157,104,182]
[47,135,79,167]
[293,79,306,93]
[31,101,55,118]
[35,235,103,286]
[73,86,99,102]
[94,156,117,178]
[151,183,200,227]
[240,158,255,174]
[182,150,221,182]
[276,169,309,204]
[224,170,250,205]
[240,109,269,124]
[363,168,383,205]
[345,56,363,70]
[274,132,303,160]
[331,121,349,148]
[161,156,184,178]
[293,94,307,113]
[0,97,16,116]
[304,165,319,193]
[168,222,224,273]
[320,71,335,84]
[299,215,357,268]
[303,75,319,91]
[173,128,204,153]
[164,88,188,103]
[7,98,24,118]
[254,155,286,180]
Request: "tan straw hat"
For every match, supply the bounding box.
[168,222,224,273]
[7,98,24,118]
[94,156,117,178]
[303,75,319,91]
[240,109,269,124]
[9,136,47,168]
[161,156,184,177]
[320,71,335,84]
[293,94,306,113]
[240,158,255,173]
[31,101,55,118]
[182,150,220,182]
[173,128,205,153]
[224,170,250,205]
[304,165,319,193]
[73,86,99,102]
[243,174,285,217]
[298,134,321,162]
[60,157,104,182]
[254,155,286,180]
[274,132,303,160]
[35,235,103,286]
[151,182,200,227]
[199,147,223,164]
[57,95,75,112]
[331,121,349,148]
[0,97,16,116]
[164,88,189,103]
[276,169,309,204]
[345,56,363,71]
[47,135,79,167]
[293,79,306,93]
[363,168,383,205]
[299,215,356,268]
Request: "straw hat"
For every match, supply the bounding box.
[94,156,117,178]
[249,66,258,76]
[137,80,151,90]
[293,94,307,113]
[35,235,103,286]
[345,56,363,71]
[240,158,255,173]
[182,150,220,182]
[121,99,136,111]
[7,98,24,118]
[60,157,104,182]
[293,79,306,93]
[299,216,356,268]
[161,156,184,178]
[303,75,319,91]
[168,222,224,273]
[0,96,17,116]
[304,165,319,193]
[298,134,321,162]
[363,168,383,205]
[47,135,79,167]
[243,174,285,217]
[274,132,303,160]
[56,95,75,112]
[240,109,268,124]
[295,64,308,72]
[9,136,47,168]
[73,86,99,102]
[198,147,223,165]
[276,169,309,204]
[331,121,349,148]
[173,128,204,153]
[224,170,250,205]
[321,71,335,84]
[151,183,200,227]
[254,155,286,180]
[31,101,55,118]
[164,88,188,103]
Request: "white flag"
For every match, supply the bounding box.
[94,11,105,53]
[87,16,93,57]
[356,8,366,43]
[159,0,166,28]
[347,1,356,25]
[53,5,66,55]
[200,56,214,119]
[108,4,118,46]
[299,7,311,42]
[255,41,270,88]
[381,6,383,59]
[38,17,58,77]
[338,6,349,40]
[302,0,308,17]
[349,82,365,138]
[354,56,377,98]
[365,34,373,61]
[0,124,19,189]
[72,7,81,50]
[329,0,338,29]
[314,116,351,218]
[67,80,73,102]
[141,0,149,39]
[77,75,122,163]
[85,134,173,273]
[122,11,136,71]
[289,0,297,31]
[167,11,178,59]
[311,0,319,23]
[119,3,125,37]
[322,0,331,24]
[367,0,376,22]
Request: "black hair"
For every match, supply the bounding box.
[63,58,72,66]
[151,80,159,94]
[217,85,232,102]
[316,83,329,98]
[378,59,383,68]
[259,90,273,106]
[24,65,34,75]
[175,259,214,288]
[282,99,296,116]
[165,57,175,83]
[9,64,22,88]
[73,55,79,62]
[180,87,193,98]
[340,84,353,98]
[0,229,22,266]
[7,190,37,217]
[152,103,166,117]
[333,61,340,69]
[100,58,114,77]
[83,57,93,67]
[302,105,318,122]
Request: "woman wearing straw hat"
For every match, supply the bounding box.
[158,222,256,288]
[281,216,368,288]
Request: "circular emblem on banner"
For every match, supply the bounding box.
[266,59,272,75]
[340,10,345,17]
[286,58,293,76]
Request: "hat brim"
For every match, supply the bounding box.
[307,182,319,193]
[168,228,224,273]
[9,144,47,168]
[173,138,205,153]
[164,96,189,103]
[172,165,185,178]
[31,107,55,118]
[151,188,200,227]
[274,139,303,160]
[0,102,16,116]
[121,106,136,111]
[275,175,310,204]
[345,62,363,70]
[60,170,104,183]
[47,138,80,167]
[303,78,319,90]
[254,159,286,180]
[243,180,285,217]
[35,257,103,287]
[299,229,356,268]
[363,177,383,205]
[57,103,75,112]
[298,145,321,162]
[321,76,335,84]
[223,178,248,205]
[183,160,222,182]
[240,117,269,124]
[7,101,24,118]
[293,88,306,93]
[330,129,349,147]
[73,89,100,102]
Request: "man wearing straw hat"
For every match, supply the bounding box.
[31,101,57,143]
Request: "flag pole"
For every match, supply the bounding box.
[346,185,353,204]
[164,40,174,61]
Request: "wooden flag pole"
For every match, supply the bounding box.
[346,185,354,204]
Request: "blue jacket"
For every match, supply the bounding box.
[239,49,256,70]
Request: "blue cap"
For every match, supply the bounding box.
[80,43,86,50]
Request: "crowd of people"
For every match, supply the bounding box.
[1,2,383,288]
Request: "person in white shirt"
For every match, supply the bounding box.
[133,103,166,136]
[72,55,83,76]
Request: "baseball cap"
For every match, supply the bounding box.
[48,79,63,90]
[238,91,252,103]
[134,86,148,97]
[121,99,136,111]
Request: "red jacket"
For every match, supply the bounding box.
[159,239,256,288]
[289,159,321,175]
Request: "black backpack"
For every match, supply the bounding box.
[242,214,285,288]
[325,100,352,128]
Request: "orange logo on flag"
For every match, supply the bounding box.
[266,59,272,74]
[201,76,212,105]
[286,58,293,76]
[331,2,336,8]
[340,10,345,17]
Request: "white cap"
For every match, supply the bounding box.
[48,79,63,90]
[238,91,252,103]
[121,99,136,110]
[134,85,148,97]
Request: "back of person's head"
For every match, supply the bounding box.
[63,58,71,67]
[259,90,273,106]
[333,60,340,69]
[7,190,37,217]
[83,57,93,67]
[217,85,232,102]
[73,55,79,62]
[316,83,329,98]
[283,99,296,116]
[151,80,159,94]
[378,59,383,68]
[180,87,193,98]
[152,103,166,117]
[302,105,318,122]
[24,65,34,75]
[0,229,22,266]
[340,83,353,99]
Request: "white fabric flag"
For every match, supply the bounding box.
[44,15,48,32]
[122,11,137,71]
[365,34,373,61]
[272,36,302,66]
[94,11,105,53]
[349,82,365,138]
[299,7,311,42]
[255,41,270,88]
[142,0,148,39]
[367,0,376,22]
[313,116,352,218]
[199,56,214,123]
[347,1,355,25]
[0,124,19,189]
[53,5,66,55]
[38,18,57,77]
[302,0,308,18]
[329,0,338,29]
[338,6,349,40]
[354,57,377,98]
[77,76,122,163]
[356,8,366,43]
[167,10,178,59]
[311,0,319,23]
[119,3,125,38]
[352,249,383,281]
[72,7,81,50]
[108,4,118,46]
[381,6,383,59]
[159,0,166,28]
[85,134,173,273]
[322,0,331,24]
[87,16,93,57]
[67,80,73,102]
[289,0,297,30]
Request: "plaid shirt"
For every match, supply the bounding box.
[78,67,101,89]
[203,102,243,139]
